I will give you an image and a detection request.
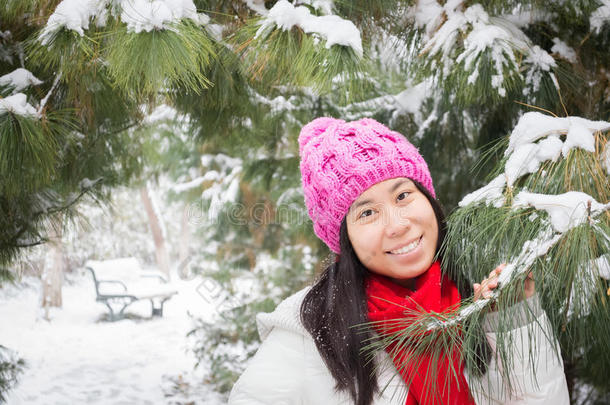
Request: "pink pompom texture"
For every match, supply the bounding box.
[299,117,435,254]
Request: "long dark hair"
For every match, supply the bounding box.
[299,180,474,405]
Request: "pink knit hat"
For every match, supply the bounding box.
[299,117,435,254]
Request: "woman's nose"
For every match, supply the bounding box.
[384,208,410,238]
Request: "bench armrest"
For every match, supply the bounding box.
[97,280,128,292]
[138,270,169,283]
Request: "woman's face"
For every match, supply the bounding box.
[346,177,439,288]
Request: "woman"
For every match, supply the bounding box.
[228,117,569,404]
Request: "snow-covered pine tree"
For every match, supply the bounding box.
[0,0,377,268]
[2,0,609,401]
[1,2,142,267]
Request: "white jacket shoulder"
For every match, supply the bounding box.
[229,286,406,405]
[256,287,311,340]
[228,287,312,405]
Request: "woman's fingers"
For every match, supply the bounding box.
[474,266,537,303]
[474,264,505,301]
[473,283,481,300]
[523,271,535,299]
[489,263,506,277]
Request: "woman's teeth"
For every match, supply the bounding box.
[389,238,420,255]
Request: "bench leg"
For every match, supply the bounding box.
[118,302,130,319]
[150,297,170,317]
[104,300,132,321]
[104,302,117,321]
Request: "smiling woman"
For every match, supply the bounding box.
[228,117,569,405]
[346,178,439,288]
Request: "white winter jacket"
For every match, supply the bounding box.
[229,287,569,405]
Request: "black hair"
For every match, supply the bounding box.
[299,180,480,405]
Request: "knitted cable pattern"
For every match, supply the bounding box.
[298,117,435,254]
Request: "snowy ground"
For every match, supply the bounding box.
[0,261,227,405]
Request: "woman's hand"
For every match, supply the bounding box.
[473,264,536,303]
[473,264,504,301]
[522,270,535,299]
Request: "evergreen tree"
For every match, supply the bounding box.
[0,345,24,403]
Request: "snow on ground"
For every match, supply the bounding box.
[0,263,227,405]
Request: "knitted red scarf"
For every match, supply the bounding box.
[365,261,475,405]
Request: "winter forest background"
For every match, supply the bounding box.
[0,0,609,404]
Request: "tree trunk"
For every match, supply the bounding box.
[41,214,64,318]
[140,185,171,279]
[177,204,193,280]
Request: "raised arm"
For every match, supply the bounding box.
[470,266,569,404]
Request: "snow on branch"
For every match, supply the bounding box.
[493,228,561,298]
[590,0,610,33]
[459,112,610,207]
[256,0,363,57]
[119,0,208,33]
[602,141,610,176]
[506,113,610,155]
[0,93,40,118]
[39,0,109,45]
[295,0,334,15]
[187,154,244,222]
[458,174,506,208]
[431,198,609,331]
[38,73,62,114]
[551,38,577,64]
[420,3,528,96]
[142,104,178,125]
[242,0,269,16]
[522,45,558,95]
[0,68,43,93]
[414,1,559,98]
[429,226,561,330]
[469,191,609,319]
[39,0,210,43]
[592,255,610,280]
[513,191,610,233]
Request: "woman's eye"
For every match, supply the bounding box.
[359,209,374,218]
[397,191,410,201]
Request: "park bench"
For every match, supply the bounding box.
[86,258,177,321]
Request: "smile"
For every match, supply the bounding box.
[387,237,421,255]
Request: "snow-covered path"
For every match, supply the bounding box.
[0,266,226,404]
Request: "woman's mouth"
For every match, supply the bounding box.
[387,237,422,255]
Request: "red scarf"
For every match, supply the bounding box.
[365,261,475,405]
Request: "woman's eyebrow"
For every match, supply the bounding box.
[389,179,410,193]
[350,198,374,212]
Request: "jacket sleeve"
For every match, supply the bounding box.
[228,327,307,405]
[470,294,570,405]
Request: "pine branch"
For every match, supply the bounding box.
[105,21,215,97]
[37,72,61,114]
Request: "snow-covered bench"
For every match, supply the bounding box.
[85,258,177,321]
